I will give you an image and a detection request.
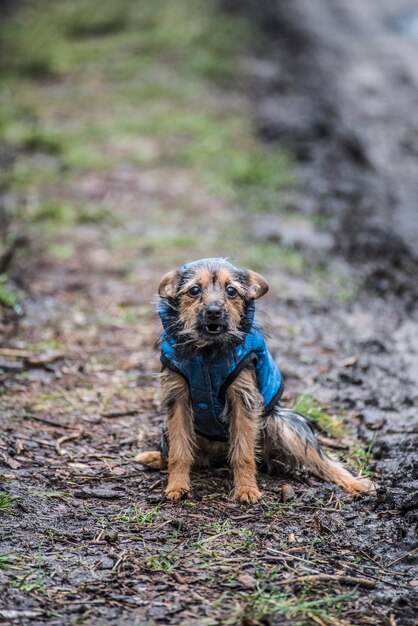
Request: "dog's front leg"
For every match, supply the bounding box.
[163,371,195,501]
[227,369,262,504]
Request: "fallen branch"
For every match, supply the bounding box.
[275,574,375,589]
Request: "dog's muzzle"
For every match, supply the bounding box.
[202,305,227,335]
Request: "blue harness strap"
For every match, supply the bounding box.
[159,300,284,442]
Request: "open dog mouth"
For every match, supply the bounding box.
[204,323,226,335]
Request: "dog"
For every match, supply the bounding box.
[136,258,374,503]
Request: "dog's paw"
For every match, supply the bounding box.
[135,451,166,470]
[165,485,189,501]
[345,477,376,495]
[234,485,262,504]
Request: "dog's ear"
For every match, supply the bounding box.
[158,271,178,298]
[246,270,269,300]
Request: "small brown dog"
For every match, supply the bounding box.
[137,258,373,503]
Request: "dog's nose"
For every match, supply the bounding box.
[206,305,222,320]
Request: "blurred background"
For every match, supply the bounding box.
[1,0,418,340]
[2,0,418,324]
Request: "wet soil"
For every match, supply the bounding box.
[1,1,418,625]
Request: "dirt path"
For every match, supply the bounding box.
[0,1,417,625]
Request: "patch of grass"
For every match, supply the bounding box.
[47,242,74,260]
[76,205,119,225]
[114,505,161,526]
[0,0,292,209]
[349,436,376,478]
[244,241,305,274]
[314,266,357,303]
[26,340,63,352]
[228,588,355,626]
[0,21,57,78]
[11,572,46,594]
[238,528,255,550]
[28,200,117,228]
[147,554,178,572]
[204,520,232,534]
[262,500,294,519]
[0,554,20,570]
[6,154,62,189]
[61,0,129,39]
[110,234,200,267]
[293,394,348,439]
[0,275,20,311]
[10,547,47,594]
[29,200,69,224]
[21,130,63,155]
[30,490,69,502]
[0,493,14,513]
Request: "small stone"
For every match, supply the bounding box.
[362,412,386,430]
[146,492,164,504]
[237,573,257,588]
[100,555,115,569]
[168,518,185,530]
[281,484,296,502]
[74,488,124,499]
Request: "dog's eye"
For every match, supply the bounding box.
[187,285,201,297]
[226,286,238,298]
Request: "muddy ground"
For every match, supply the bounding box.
[226,0,418,305]
[0,1,417,625]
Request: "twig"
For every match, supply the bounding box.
[266,548,322,567]
[385,546,418,568]
[55,431,83,452]
[275,574,375,589]
[101,409,138,418]
[171,571,186,585]
[359,549,403,576]
[24,415,69,429]
[148,479,162,492]
[0,348,31,358]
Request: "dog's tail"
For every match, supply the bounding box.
[262,407,374,494]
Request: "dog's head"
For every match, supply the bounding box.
[158,258,268,355]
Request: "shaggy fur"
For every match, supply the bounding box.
[137,259,374,502]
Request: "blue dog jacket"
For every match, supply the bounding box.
[159,297,284,442]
